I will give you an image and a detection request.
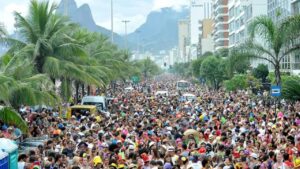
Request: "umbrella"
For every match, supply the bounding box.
[184,129,200,138]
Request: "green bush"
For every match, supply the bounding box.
[225,74,248,91]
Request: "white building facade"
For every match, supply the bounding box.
[190,0,213,45]
[178,19,190,63]
[212,0,229,51]
[228,0,268,48]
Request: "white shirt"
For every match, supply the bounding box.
[188,162,203,169]
[18,162,25,169]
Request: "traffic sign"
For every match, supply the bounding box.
[271,85,281,97]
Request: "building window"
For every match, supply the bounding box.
[294,53,300,70]
[281,55,290,70]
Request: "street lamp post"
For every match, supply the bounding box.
[122,20,130,51]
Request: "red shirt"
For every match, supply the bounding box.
[284,160,294,168]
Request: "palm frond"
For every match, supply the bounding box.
[248,16,276,48]
[0,107,28,133]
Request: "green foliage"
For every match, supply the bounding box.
[135,58,161,79]
[242,15,300,85]
[171,62,192,77]
[200,56,227,90]
[0,54,12,69]
[0,107,28,133]
[191,58,204,77]
[252,64,269,82]
[202,51,213,57]
[226,48,250,78]
[215,48,229,58]
[247,75,262,90]
[0,64,59,109]
[225,74,248,91]
[282,76,300,101]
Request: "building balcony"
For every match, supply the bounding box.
[216,37,229,42]
[216,45,229,51]
[214,5,228,12]
[214,12,228,19]
[214,29,229,36]
[215,21,228,27]
[214,0,228,6]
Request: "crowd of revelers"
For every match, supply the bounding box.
[1,76,300,169]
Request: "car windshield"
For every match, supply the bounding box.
[82,102,103,110]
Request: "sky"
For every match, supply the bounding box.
[0,0,190,34]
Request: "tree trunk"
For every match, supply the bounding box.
[35,55,45,74]
[274,62,281,86]
[75,82,79,104]
[87,86,91,95]
[81,84,85,97]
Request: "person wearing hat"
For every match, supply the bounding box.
[164,162,173,169]
[93,156,103,168]
[187,155,202,169]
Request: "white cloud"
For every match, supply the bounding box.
[0,2,28,33]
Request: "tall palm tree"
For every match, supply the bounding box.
[3,0,136,102]
[3,0,104,101]
[243,15,300,85]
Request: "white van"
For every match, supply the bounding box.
[155,91,169,97]
[81,96,106,111]
[124,86,134,93]
[182,93,196,102]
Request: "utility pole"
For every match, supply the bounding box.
[122,20,130,51]
[136,31,141,54]
[111,0,114,43]
[64,0,69,16]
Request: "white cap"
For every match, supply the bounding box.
[167,146,175,152]
[166,127,172,131]
[250,153,258,159]
[128,145,135,150]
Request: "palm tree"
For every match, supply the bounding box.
[3,0,103,101]
[243,15,300,85]
[136,58,161,79]
[0,63,58,132]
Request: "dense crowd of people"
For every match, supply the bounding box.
[1,76,300,169]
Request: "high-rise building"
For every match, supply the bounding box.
[267,0,300,75]
[190,0,213,45]
[228,0,268,48]
[178,19,190,63]
[199,19,214,55]
[189,0,213,59]
[212,0,229,51]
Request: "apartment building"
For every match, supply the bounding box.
[212,0,229,51]
[228,0,268,48]
[199,19,214,55]
[178,19,190,63]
